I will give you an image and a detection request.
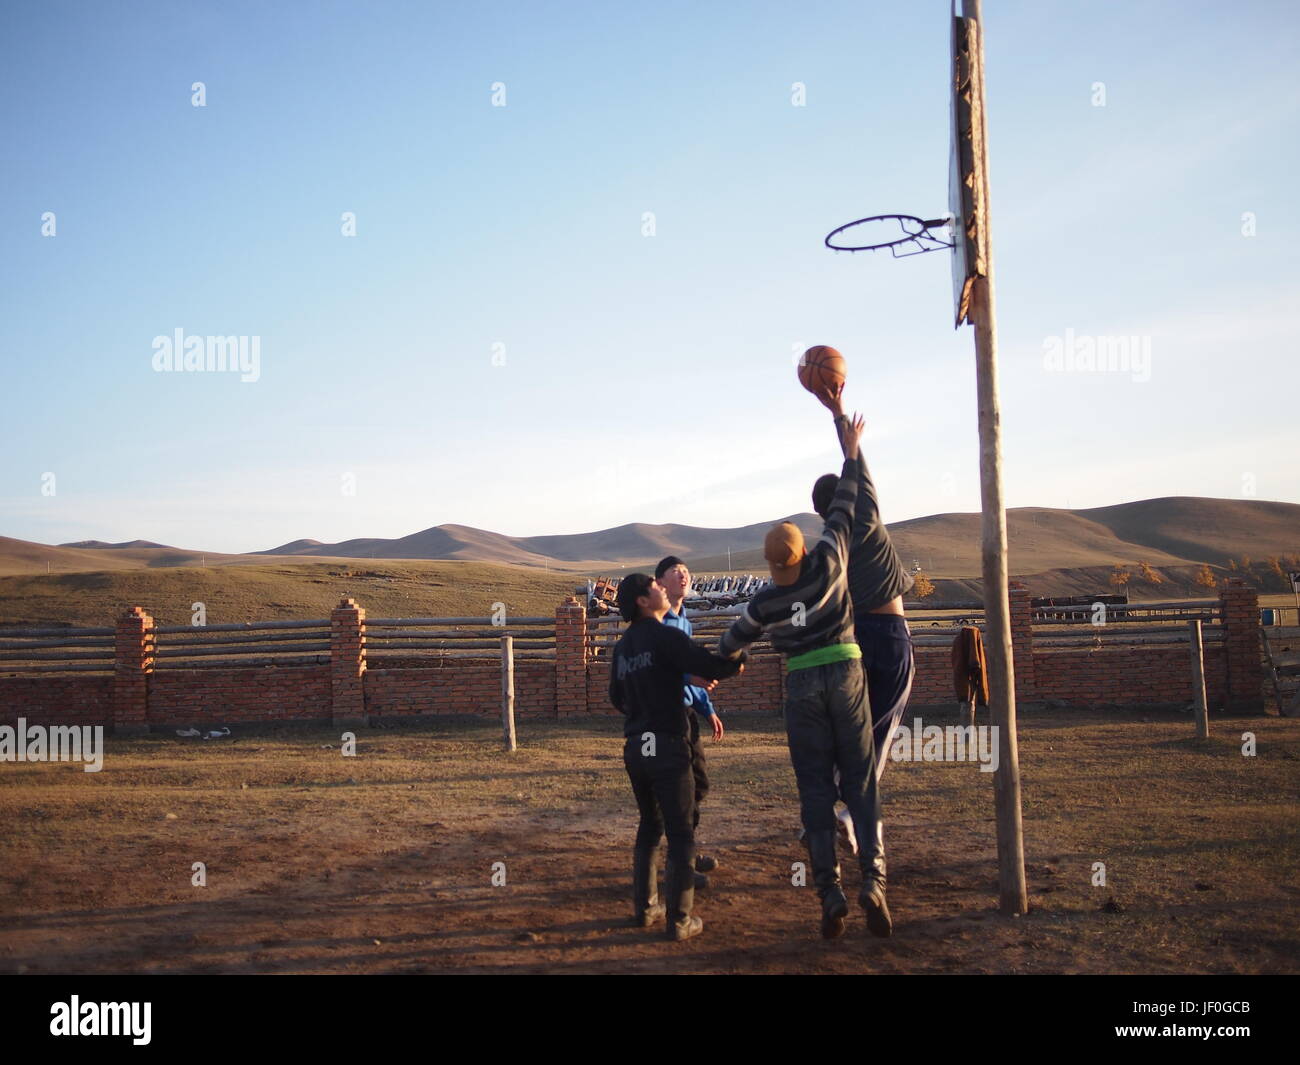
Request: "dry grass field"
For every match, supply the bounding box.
[1,708,1296,974]
[0,560,581,629]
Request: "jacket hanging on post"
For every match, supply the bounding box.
[951,626,989,706]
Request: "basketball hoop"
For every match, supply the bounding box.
[823,213,955,257]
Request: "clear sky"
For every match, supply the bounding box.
[3,0,1297,554]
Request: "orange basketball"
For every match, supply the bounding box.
[797,345,846,397]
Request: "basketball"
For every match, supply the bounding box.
[797,345,847,397]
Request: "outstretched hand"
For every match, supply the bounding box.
[840,412,865,459]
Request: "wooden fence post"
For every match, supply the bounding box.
[1188,618,1209,739]
[501,635,516,751]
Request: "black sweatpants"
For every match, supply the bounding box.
[624,732,696,871]
[782,656,885,883]
[854,613,916,781]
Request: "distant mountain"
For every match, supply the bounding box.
[688,497,1300,577]
[4,496,1297,582]
[259,515,827,568]
[265,538,325,553]
[58,539,168,549]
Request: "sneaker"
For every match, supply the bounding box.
[668,915,703,942]
[631,900,665,928]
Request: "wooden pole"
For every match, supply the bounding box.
[501,635,517,752]
[963,0,1027,917]
[1188,618,1209,738]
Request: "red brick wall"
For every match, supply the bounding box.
[586,658,618,717]
[709,655,784,714]
[0,676,113,727]
[0,594,1264,729]
[910,647,958,706]
[366,660,554,717]
[148,666,332,723]
[1220,581,1263,710]
[1033,644,1228,708]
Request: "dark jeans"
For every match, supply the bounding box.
[854,614,915,781]
[688,710,709,829]
[624,733,696,871]
[782,658,882,882]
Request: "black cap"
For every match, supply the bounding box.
[655,555,686,579]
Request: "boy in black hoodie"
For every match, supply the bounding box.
[609,573,746,941]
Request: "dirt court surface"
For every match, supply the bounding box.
[1,708,1297,974]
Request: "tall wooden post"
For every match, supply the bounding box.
[501,635,517,752]
[963,0,1027,916]
[1188,619,1209,739]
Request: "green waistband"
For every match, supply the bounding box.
[786,642,862,672]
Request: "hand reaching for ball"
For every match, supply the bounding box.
[816,380,845,415]
[840,412,865,460]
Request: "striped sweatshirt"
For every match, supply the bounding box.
[718,454,859,661]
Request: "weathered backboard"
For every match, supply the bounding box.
[950,13,988,327]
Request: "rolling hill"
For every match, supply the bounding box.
[2,497,1296,594]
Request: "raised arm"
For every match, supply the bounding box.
[816,417,864,565]
[833,413,885,526]
[817,384,877,539]
[718,601,764,659]
[662,625,746,681]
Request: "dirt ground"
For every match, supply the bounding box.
[1,707,1296,974]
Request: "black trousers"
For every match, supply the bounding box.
[783,657,882,855]
[624,732,696,871]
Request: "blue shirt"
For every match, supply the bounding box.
[662,607,717,718]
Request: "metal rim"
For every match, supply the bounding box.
[824,213,955,257]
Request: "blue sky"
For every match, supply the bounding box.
[2,0,1297,554]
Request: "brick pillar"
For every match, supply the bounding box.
[331,598,367,726]
[113,606,154,735]
[555,597,588,717]
[1219,579,1262,712]
[1008,582,1036,703]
